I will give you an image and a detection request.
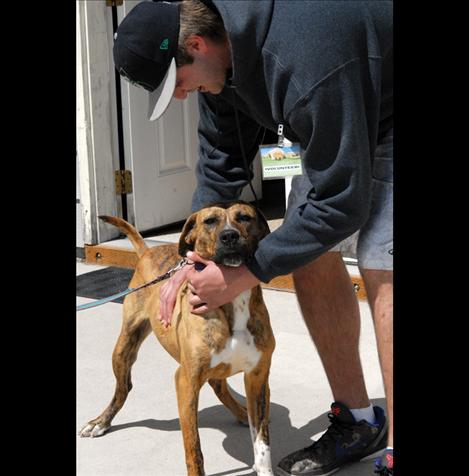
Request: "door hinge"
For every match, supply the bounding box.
[106,0,123,6]
[114,170,133,195]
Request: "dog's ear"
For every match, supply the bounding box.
[178,212,198,257]
[255,207,271,240]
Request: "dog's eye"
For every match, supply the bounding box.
[203,217,218,226]
[237,214,253,223]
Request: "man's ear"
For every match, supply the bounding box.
[185,34,208,56]
[178,212,198,257]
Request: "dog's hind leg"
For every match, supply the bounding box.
[208,378,248,425]
[79,317,152,438]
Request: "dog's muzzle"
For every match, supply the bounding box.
[214,230,248,267]
[219,230,240,248]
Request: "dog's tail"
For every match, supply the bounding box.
[99,216,148,258]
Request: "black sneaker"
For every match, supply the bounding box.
[374,448,393,474]
[276,402,388,475]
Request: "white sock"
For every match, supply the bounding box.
[350,404,376,425]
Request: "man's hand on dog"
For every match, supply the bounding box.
[185,251,260,314]
[158,263,192,328]
[158,251,260,325]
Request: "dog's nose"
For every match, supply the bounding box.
[219,229,240,247]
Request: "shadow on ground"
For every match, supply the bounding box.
[106,389,386,476]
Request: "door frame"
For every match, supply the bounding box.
[76,0,121,246]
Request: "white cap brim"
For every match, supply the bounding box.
[147,58,177,121]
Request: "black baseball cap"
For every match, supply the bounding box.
[113,1,180,121]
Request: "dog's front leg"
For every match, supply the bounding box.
[175,367,204,476]
[244,362,274,476]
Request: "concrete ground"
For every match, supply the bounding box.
[77,260,386,476]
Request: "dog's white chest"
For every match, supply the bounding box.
[210,290,261,375]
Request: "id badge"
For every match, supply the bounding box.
[259,124,303,180]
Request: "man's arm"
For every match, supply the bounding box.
[245,59,380,283]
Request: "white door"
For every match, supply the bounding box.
[117,1,261,232]
[118,1,197,231]
[120,72,199,231]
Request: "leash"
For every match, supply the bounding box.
[77,258,190,312]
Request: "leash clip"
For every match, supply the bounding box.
[170,257,189,275]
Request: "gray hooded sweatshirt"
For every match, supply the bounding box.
[191,0,393,283]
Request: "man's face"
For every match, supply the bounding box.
[172,36,230,100]
[173,63,225,99]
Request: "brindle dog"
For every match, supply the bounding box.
[79,200,276,476]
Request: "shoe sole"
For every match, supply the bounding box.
[275,449,383,476]
[275,467,340,476]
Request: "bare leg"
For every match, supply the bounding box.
[360,268,393,447]
[292,252,370,409]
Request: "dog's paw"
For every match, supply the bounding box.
[236,406,249,426]
[237,417,250,427]
[252,464,274,476]
[78,421,110,438]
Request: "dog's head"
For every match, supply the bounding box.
[178,200,270,267]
